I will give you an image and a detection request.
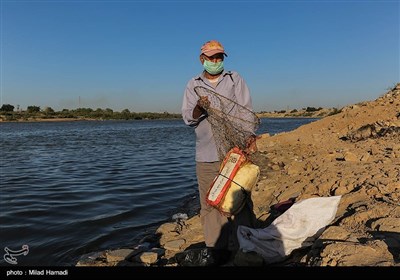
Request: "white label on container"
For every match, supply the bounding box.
[208,152,241,202]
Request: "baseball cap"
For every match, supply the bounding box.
[200,40,227,57]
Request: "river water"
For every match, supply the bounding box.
[0,118,318,266]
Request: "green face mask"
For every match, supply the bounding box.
[203,60,224,75]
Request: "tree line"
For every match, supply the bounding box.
[0,104,182,121]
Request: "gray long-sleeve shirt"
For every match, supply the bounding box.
[181,70,253,162]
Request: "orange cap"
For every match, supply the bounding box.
[200,40,227,57]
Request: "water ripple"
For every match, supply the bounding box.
[0,118,317,265]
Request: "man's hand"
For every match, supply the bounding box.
[243,134,258,154]
[198,96,210,109]
[192,96,210,119]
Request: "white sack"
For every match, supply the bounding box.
[237,196,341,264]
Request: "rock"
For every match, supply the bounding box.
[134,252,159,265]
[106,249,135,263]
[163,239,186,251]
[317,240,395,266]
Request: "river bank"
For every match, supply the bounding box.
[76,83,400,267]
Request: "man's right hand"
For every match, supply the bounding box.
[192,96,210,119]
[198,96,210,109]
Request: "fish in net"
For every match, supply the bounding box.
[194,86,260,161]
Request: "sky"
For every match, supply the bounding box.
[1,0,399,113]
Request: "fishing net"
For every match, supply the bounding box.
[194,86,260,161]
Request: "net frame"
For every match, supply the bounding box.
[194,86,260,161]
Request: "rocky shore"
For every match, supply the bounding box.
[77,83,400,267]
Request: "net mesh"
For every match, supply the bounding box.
[194,86,260,161]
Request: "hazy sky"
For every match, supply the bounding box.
[1,0,399,113]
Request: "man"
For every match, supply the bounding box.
[181,40,256,266]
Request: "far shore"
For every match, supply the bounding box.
[0,107,338,123]
[0,114,328,123]
[0,117,182,123]
[0,117,99,123]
